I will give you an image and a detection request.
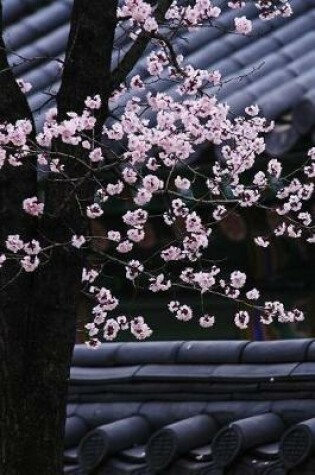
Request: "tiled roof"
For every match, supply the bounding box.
[2,0,315,155]
[65,340,315,474]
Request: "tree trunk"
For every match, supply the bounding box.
[0,1,118,474]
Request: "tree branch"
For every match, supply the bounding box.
[56,0,119,134]
[110,0,173,91]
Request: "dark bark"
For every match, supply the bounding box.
[0,1,118,474]
[0,0,38,472]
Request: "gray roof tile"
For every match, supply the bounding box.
[65,416,89,449]
[211,362,299,381]
[64,347,315,473]
[242,339,313,364]
[2,0,48,25]
[8,23,70,76]
[70,365,140,384]
[290,362,315,379]
[176,340,248,364]
[72,344,121,368]
[4,2,71,50]
[134,364,218,381]
[115,341,182,365]
[306,341,315,361]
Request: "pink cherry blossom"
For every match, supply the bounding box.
[127,228,145,243]
[5,235,24,254]
[254,236,270,247]
[234,16,253,34]
[24,240,41,255]
[106,181,124,196]
[134,188,152,206]
[82,268,99,283]
[85,322,99,338]
[103,319,120,341]
[123,209,148,227]
[161,246,183,262]
[22,197,44,217]
[208,70,221,86]
[130,317,152,340]
[287,224,302,239]
[194,271,216,293]
[126,259,144,280]
[107,231,121,242]
[122,167,138,184]
[230,270,246,289]
[213,205,227,221]
[20,256,40,273]
[93,314,106,325]
[71,235,86,249]
[304,162,315,178]
[228,1,245,9]
[298,212,312,227]
[117,315,129,330]
[89,147,104,163]
[253,171,267,188]
[149,274,171,292]
[175,305,193,322]
[245,104,260,117]
[85,339,101,349]
[17,79,32,94]
[84,94,101,110]
[86,203,103,219]
[82,140,91,150]
[90,286,119,311]
[199,315,215,328]
[267,159,282,178]
[116,240,133,253]
[174,176,191,190]
[168,301,180,313]
[234,310,250,329]
[274,223,287,237]
[50,159,64,173]
[130,75,145,90]
[37,154,48,166]
[246,288,260,300]
[142,174,163,193]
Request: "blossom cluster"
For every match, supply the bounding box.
[0,0,311,347]
[4,235,41,272]
[118,0,158,32]
[0,119,33,168]
[228,0,292,19]
[255,0,293,20]
[117,0,293,39]
[84,280,152,345]
[1,93,312,343]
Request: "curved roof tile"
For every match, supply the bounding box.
[65,341,315,474]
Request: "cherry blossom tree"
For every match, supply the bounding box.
[0,0,313,474]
